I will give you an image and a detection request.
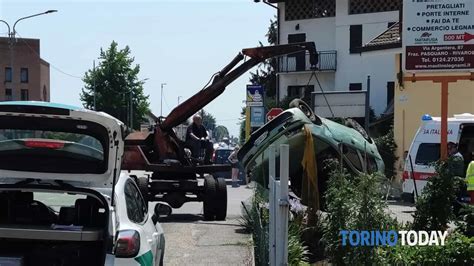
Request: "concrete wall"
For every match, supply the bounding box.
[278,0,399,115]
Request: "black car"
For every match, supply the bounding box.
[213,146,233,179]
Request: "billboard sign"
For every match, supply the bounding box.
[403,0,474,71]
[250,106,265,127]
[246,85,264,107]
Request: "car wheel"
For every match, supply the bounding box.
[136,176,150,203]
[289,98,320,124]
[203,175,217,221]
[214,177,227,221]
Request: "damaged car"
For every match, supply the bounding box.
[238,99,385,208]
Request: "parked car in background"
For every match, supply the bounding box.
[0,102,166,266]
[213,146,233,179]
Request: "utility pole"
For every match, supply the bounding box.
[93,60,96,110]
[0,10,57,100]
[365,75,371,134]
[160,83,167,116]
[178,96,182,105]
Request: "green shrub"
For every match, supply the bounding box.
[412,158,460,231]
[322,166,397,265]
[374,127,398,179]
[379,232,474,265]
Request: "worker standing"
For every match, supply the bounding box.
[466,161,474,204]
[228,146,240,188]
[447,142,465,177]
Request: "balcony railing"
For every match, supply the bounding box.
[278,50,337,73]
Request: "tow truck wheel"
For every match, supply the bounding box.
[136,176,150,204]
[203,175,217,221]
[214,177,227,221]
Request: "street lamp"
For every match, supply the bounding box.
[0,10,57,98]
[160,83,167,116]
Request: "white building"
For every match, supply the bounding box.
[272,0,401,117]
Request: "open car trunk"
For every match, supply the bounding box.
[0,187,110,266]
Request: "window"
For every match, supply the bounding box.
[349,83,362,91]
[20,68,28,83]
[288,85,313,103]
[5,67,12,82]
[415,143,440,165]
[43,85,47,101]
[285,0,335,21]
[349,25,363,53]
[20,89,28,101]
[5,89,12,101]
[387,82,395,106]
[349,0,401,15]
[124,181,147,223]
[343,145,363,171]
[388,22,397,28]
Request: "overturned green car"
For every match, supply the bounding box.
[238,100,384,206]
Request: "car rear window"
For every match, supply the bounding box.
[215,149,232,164]
[0,116,109,174]
[415,143,440,165]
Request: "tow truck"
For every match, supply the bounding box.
[121,42,318,221]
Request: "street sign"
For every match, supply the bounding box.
[250,106,265,127]
[246,85,264,107]
[403,0,474,72]
[267,108,284,121]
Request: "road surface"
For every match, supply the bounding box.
[159,183,253,266]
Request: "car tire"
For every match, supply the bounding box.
[289,98,320,124]
[214,177,227,221]
[203,175,217,221]
[136,176,150,203]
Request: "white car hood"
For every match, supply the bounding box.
[0,102,124,188]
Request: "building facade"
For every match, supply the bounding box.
[273,0,400,117]
[0,37,50,102]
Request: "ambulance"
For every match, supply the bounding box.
[402,113,474,202]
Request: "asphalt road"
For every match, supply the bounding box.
[158,183,254,266]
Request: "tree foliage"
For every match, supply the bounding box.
[81,41,150,129]
[374,127,398,179]
[199,109,216,132]
[214,125,229,142]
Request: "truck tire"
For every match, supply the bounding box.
[203,175,217,221]
[136,176,150,204]
[214,178,228,221]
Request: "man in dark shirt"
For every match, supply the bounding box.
[186,114,213,163]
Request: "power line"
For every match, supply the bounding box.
[15,32,82,79]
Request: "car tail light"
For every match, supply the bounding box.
[402,171,409,181]
[212,151,216,162]
[24,140,64,149]
[115,230,140,258]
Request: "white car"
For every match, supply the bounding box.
[0,101,166,266]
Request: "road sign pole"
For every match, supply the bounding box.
[440,81,449,160]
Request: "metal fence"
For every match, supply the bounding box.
[278,50,337,73]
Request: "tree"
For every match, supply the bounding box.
[214,125,229,142]
[199,109,216,132]
[81,41,150,130]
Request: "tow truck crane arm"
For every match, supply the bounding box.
[123,42,317,167]
[161,42,318,130]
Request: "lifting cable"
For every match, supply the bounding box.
[305,71,335,118]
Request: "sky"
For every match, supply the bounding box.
[0,0,275,137]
